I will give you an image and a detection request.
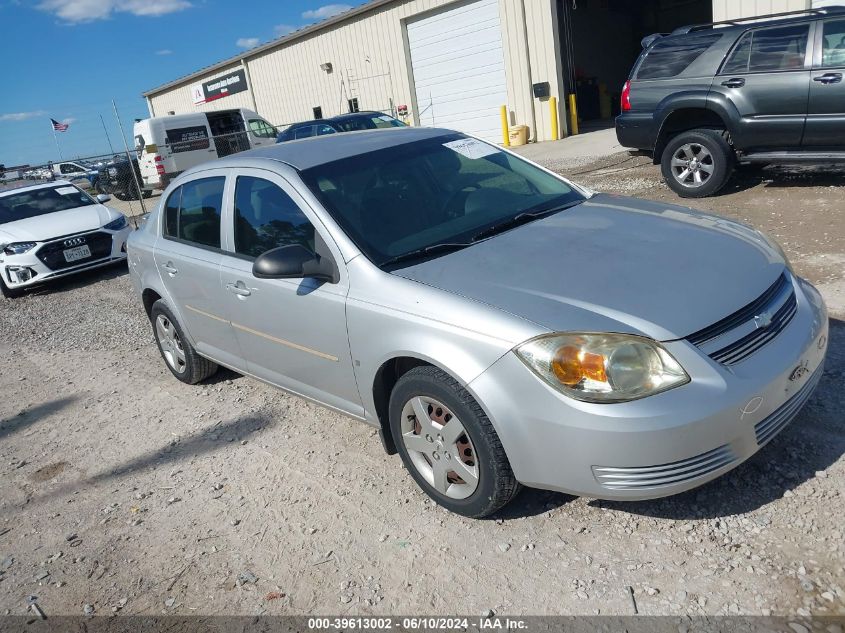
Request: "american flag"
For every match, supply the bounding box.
[51,118,69,132]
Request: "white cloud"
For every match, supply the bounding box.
[302,3,351,20]
[0,111,47,122]
[274,23,296,36]
[236,37,259,49]
[37,0,191,23]
[155,48,172,55]
[61,117,77,124]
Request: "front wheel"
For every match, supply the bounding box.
[389,366,520,518]
[150,300,217,384]
[0,277,22,299]
[661,129,734,198]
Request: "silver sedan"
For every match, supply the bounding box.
[126,127,828,517]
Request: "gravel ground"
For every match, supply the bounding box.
[0,153,843,620]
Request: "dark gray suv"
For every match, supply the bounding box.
[616,6,845,197]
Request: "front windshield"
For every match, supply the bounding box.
[300,133,584,266]
[0,185,95,225]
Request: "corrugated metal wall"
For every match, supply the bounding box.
[712,0,810,21]
[146,0,566,142]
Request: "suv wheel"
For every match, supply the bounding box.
[150,300,218,384]
[389,366,520,518]
[661,129,734,198]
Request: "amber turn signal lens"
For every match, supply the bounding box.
[551,345,607,386]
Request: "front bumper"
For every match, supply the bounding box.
[468,277,829,500]
[1,225,132,291]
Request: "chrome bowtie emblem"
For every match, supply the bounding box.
[753,310,774,329]
[63,237,85,247]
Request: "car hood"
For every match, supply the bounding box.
[0,204,116,243]
[391,194,787,341]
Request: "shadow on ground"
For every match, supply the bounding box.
[0,396,76,442]
[499,318,845,521]
[27,410,273,507]
[719,165,845,196]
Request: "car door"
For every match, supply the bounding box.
[218,168,363,417]
[154,171,245,370]
[713,23,813,149]
[804,18,845,147]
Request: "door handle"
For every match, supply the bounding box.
[813,73,843,84]
[161,262,178,275]
[721,78,745,88]
[226,281,252,297]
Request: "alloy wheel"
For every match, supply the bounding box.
[670,143,715,188]
[155,314,187,374]
[400,396,479,499]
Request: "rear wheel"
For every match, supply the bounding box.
[661,128,734,198]
[389,366,520,518]
[150,300,217,384]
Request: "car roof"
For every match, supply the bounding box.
[210,126,455,172]
[0,180,73,196]
[282,111,394,130]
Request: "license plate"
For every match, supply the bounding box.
[63,245,91,262]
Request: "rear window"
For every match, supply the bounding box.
[636,33,723,80]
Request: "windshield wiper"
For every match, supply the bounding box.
[380,241,472,269]
[470,200,585,242]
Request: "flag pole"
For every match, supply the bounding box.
[51,121,64,161]
[99,114,115,154]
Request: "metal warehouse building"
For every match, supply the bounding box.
[143,0,833,144]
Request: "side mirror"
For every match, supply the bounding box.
[252,244,338,283]
[96,194,112,203]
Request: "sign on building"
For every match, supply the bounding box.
[190,69,249,106]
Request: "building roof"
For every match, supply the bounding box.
[142,0,398,98]
[195,127,456,172]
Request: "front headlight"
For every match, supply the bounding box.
[515,332,690,403]
[104,215,128,231]
[3,242,37,255]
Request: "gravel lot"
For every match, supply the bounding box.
[0,150,843,620]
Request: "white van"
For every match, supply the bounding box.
[133,108,278,189]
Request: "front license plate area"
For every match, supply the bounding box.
[63,245,92,262]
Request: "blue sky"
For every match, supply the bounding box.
[0,0,366,168]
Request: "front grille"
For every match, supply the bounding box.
[36,231,113,271]
[592,444,736,491]
[687,273,797,366]
[755,364,823,447]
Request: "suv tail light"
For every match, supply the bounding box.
[621,81,632,112]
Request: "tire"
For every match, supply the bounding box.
[388,366,520,518]
[661,128,734,198]
[142,189,152,199]
[150,300,217,384]
[0,277,22,299]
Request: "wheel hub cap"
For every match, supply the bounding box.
[400,396,479,499]
[155,315,187,374]
[671,142,714,188]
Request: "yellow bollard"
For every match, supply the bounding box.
[568,94,579,136]
[550,96,559,141]
[500,105,510,147]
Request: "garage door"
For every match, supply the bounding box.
[406,0,508,143]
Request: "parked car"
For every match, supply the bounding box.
[127,127,828,518]
[96,155,152,201]
[276,111,406,142]
[50,160,99,188]
[616,6,845,197]
[134,108,277,191]
[0,181,132,297]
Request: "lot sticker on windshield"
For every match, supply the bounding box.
[443,138,500,160]
[56,187,78,195]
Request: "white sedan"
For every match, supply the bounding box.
[0,180,133,298]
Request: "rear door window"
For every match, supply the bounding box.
[635,33,723,80]
[163,177,225,249]
[748,24,809,72]
[294,125,316,139]
[722,31,753,74]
